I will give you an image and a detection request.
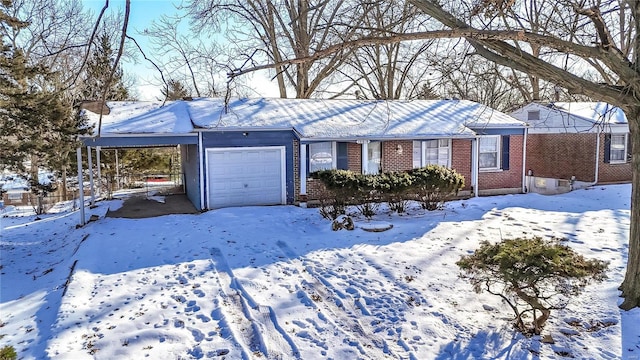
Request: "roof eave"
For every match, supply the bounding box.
[298,133,476,142]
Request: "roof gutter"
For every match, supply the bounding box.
[297,134,476,143]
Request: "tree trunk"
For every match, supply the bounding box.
[620,107,640,310]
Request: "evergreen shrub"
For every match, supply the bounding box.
[408,165,464,210]
[457,237,608,335]
[311,165,464,217]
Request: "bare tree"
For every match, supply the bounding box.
[144,14,224,98]
[185,0,369,98]
[406,0,640,309]
[340,1,435,100]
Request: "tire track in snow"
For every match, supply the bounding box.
[209,247,299,360]
[277,240,415,359]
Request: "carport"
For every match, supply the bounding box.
[77,101,198,225]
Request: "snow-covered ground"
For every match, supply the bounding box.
[1,185,639,359]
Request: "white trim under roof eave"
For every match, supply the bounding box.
[298,134,476,142]
[82,133,197,138]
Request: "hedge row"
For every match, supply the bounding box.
[311,165,465,219]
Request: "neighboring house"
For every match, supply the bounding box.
[81,98,527,211]
[510,102,631,194]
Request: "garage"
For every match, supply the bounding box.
[206,146,286,209]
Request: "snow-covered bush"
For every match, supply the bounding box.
[407,165,464,210]
[457,237,608,335]
[377,171,413,213]
[312,165,464,218]
[312,170,357,219]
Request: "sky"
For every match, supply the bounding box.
[1,184,638,359]
[82,0,179,100]
[82,0,281,101]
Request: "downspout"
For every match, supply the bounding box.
[96,146,102,198]
[198,131,205,210]
[472,137,479,197]
[522,127,528,193]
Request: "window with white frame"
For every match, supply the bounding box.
[413,140,451,168]
[479,136,500,170]
[367,141,381,174]
[610,134,627,163]
[309,142,334,172]
[527,110,540,121]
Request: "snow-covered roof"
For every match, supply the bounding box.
[550,102,627,124]
[83,101,195,135]
[82,98,525,139]
[190,98,524,139]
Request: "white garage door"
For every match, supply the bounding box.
[206,146,286,209]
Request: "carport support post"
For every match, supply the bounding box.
[96,146,102,198]
[115,149,120,190]
[87,146,95,206]
[76,147,86,225]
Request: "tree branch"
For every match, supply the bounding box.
[408,0,637,108]
[97,0,129,137]
[125,35,169,103]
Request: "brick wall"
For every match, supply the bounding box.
[526,133,597,182]
[382,140,413,172]
[451,139,472,190]
[298,142,360,202]
[479,135,524,191]
[305,178,328,201]
[347,143,361,173]
[597,133,633,183]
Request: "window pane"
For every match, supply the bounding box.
[479,137,497,152]
[426,148,438,161]
[611,150,625,161]
[479,136,499,169]
[423,139,450,167]
[611,135,625,148]
[367,141,381,174]
[479,153,497,168]
[309,142,333,172]
[426,140,438,148]
[610,135,627,162]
